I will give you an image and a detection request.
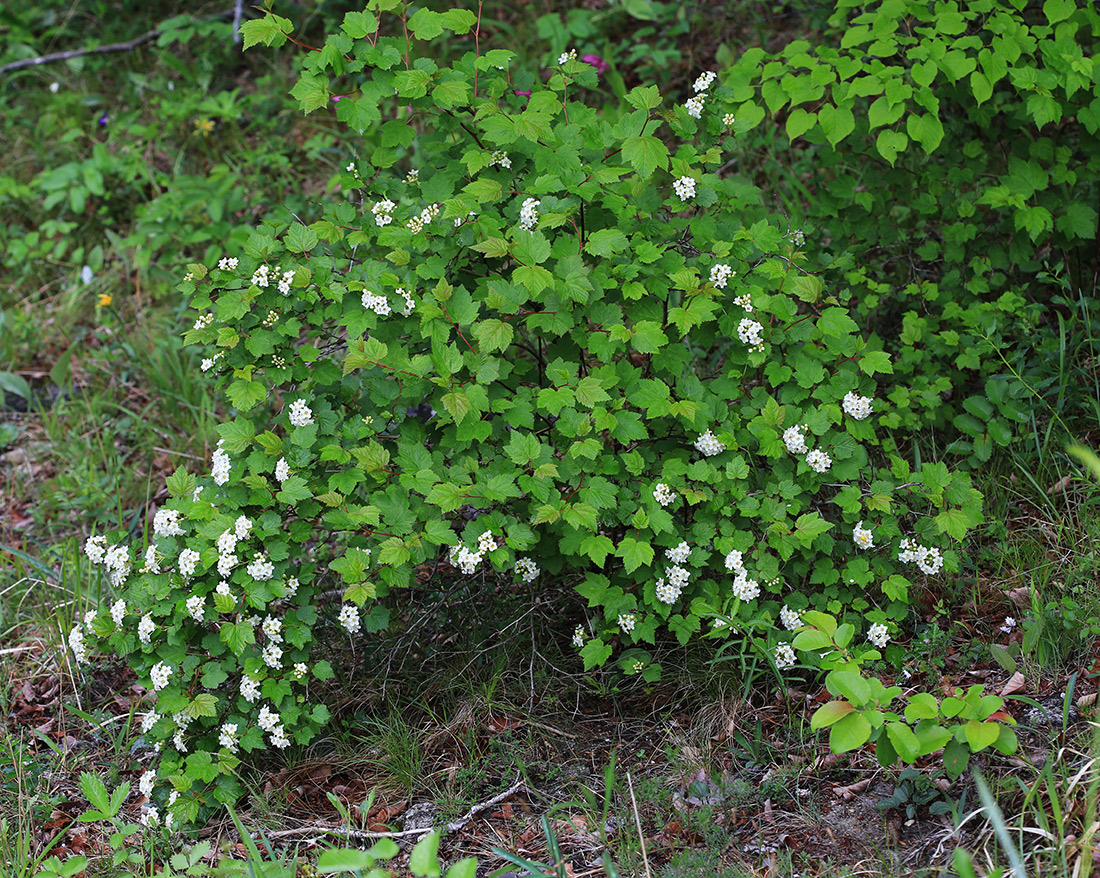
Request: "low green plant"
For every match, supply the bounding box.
[877,767,953,822]
[795,611,1018,775]
[69,0,986,824]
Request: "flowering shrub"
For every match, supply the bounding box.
[74,1,990,823]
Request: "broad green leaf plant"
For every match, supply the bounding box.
[719,0,1100,465]
[73,0,1003,824]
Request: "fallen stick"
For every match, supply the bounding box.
[259,779,529,841]
[0,11,235,76]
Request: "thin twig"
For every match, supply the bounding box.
[260,779,528,841]
[0,11,235,76]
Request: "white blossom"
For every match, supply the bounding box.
[673,176,696,201]
[867,623,890,648]
[519,197,540,231]
[805,449,832,474]
[853,521,874,550]
[774,643,796,669]
[515,557,539,583]
[693,71,716,93]
[653,483,676,507]
[288,400,314,427]
[709,264,734,289]
[779,605,802,631]
[783,424,809,455]
[694,429,725,456]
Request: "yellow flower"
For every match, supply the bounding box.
[96,293,112,308]
[193,118,215,136]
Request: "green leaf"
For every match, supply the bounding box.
[276,476,313,506]
[818,102,855,147]
[964,719,1001,753]
[407,8,443,39]
[859,351,893,375]
[885,722,920,763]
[227,379,267,412]
[811,700,854,729]
[792,628,831,651]
[829,711,872,753]
[904,693,940,722]
[622,134,669,178]
[340,11,377,38]
[584,229,630,257]
[473,318,514,354]
[581,535,614,567]
[817,307,857,338]
[625,85,662,110]
[290,73,330,114]
[875,129,908,165]
[1043,0,1075,23]
[617,537,654,574]
[166,466,195,500]
[793,512,832,546]
[943,737,970,778]
[185,693,218,719]
[285,223,319,254]
[826,670,872,706]
[785,108,816,140]
[410,831,441,877]
[905,113,945,154]
[445,859,479,878]
[580,638,613,670]
[80,773,110,814]
[239,15,292,49]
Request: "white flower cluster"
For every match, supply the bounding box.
[779,605,802,631]
[657,564,690,605]
[693,71,716,93]
[193,313,213,331]
[449,531,497,574]
[489,150,511,169]
[138,614,155,643]
[783,424,809,454]
[251,265,272,288]
[805,449,832,474]
[852,520,874,550]
[723,112,736,126]
[559,49,577,65]
[684,95,705,119]
[236,516,252,540]
[694,429,725,457]
[774,642,796,669]
[172,711,191,752]
[572,624,585,647]
[211,440,231,486]
[731,571,760,601]
[288,399,314,427]
[141,711,159,733]
[110,598,126,627]
[240,675,261,703]
[515,557,539,583]
[338,604,360,633]
[150,661,173,691]
[284,576,299,597]
[519,197,540,231]
[294,662,308,679]
[247,554,275,581]
[275,458,290,483]
[666,541,691,564]
[153,509,185,538]
[397,288,415,316]
[709,264,734,289]
[186,594,205,622]
[405,168,419,184]
[867,623,890,648]
[999,616,1017,634]
[361,289,391,315]
[898,539,944,575]
[138,768,156,798]
[783,424,831,473]
[142,544,160,574]
[737,317,764,351]
[842,391,873,421]
[733,294,753,311]
[263,617,283,643]
[200,352,224,372]
[372,199,396,227]
[141,806,160,828]
[262,643,283,669]
[258,704,290,749]
[178,548,200,578]
[219,722,239,753]
[85,537,134,588]
[217,256,239,271]
[673,176,696,201]
[277,269,295,296]
[406,202,441,234]
[724,549,744,572]
[68,624,88,663]
[653,483,676,506]
[618,613,636,633]
[453,210,477,227]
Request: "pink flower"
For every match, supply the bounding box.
[513,89,532,97]
[581,54,608,76]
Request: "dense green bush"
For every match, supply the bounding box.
[65,0,1046,824]
[721,0,1100,464]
